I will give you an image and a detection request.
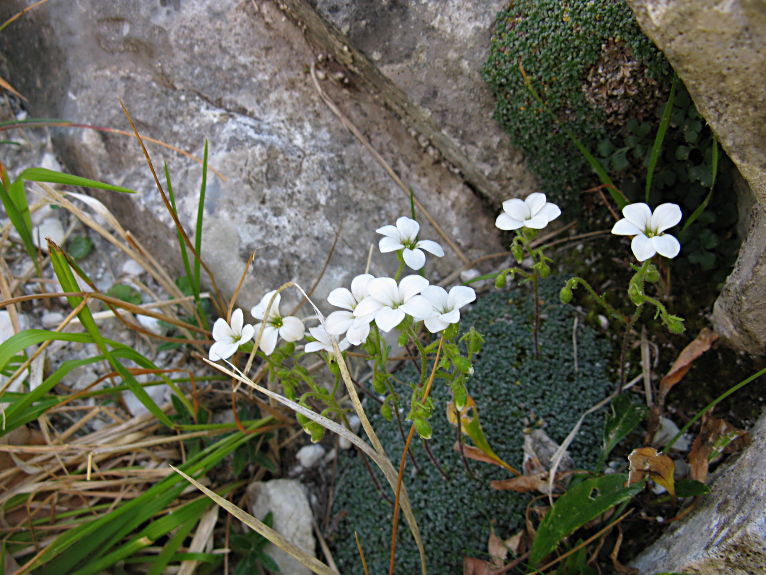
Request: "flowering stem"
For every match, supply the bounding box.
[561,276,629,324]
[532,271,541,359]
[618,304,642,394]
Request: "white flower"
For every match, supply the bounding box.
[377,216,445,270]
[407,285,477,333]
[353,275,432,332]
[305,325,350,354]
[325,274,375,345]
[496,192,561,231]
[250,291,305,355]
[209,308,255,360]
[611,203,682,261]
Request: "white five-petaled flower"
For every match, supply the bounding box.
[611,203,682,262]
[353,275,432,332]
[325,274,375,345]
[496,192,561,231]
[406,285,477,333]
[305,325,350,354]
[377,216,445,271]
[209,308,255,361]
[250,291,305,355]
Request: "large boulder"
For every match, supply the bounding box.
[628,0,766,355]
[0,0,510,311]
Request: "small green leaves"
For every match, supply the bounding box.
[66,234,94,260]
[106,283,142,306]
[601,394,647,465]
[529,474,643,566]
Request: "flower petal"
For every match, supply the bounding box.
[346,319,371,345]
[251,291,280,321]
[525,192,547,216]
[631,234,656,262]
[503,198,530,222]
[375,224,400,238]
[400,294,436,320]
[399,275,429,301]
[447,285,476,309]
[402,248,426,270]
[523,214,550,229]
[420,285,448,309]
[280,316,305,342]
[651,203,682,233]
[416,239,444,257]
[652,234,681,259]
[375,307,405,332]
[379,236,404,253]
[350,274,375,300]
[257,326,279,355]
[612,218,642,236]
[622,203,652,228]
[326,310,353,335]
[538,202,561,223]
[229,308,244,333]
[367,277,400,306]
[209,340,238,361]
[495,212,523,230]
[212,317,232,342]
[354,295,384,317]
[439,308,461,325]
[424,316,450,333]
[327,287,355,310]
[240,324,255,344]
[396,216,420,241]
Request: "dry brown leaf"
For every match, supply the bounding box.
[627,447,675,497]
[659,327,718,404]
[454,442,505,469]
[488,529,509,567]
[491,473,550,493]
[463,557,493,575]
[505,530,526,557]
[688,413,751,483]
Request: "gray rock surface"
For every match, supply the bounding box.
[0,0,506,312]
[627,0,766,355]
[247,478,316,575]
[630,411,766,575]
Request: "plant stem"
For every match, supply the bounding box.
[618,306,642,394]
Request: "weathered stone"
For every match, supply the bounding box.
[627,0,766,354]
[0,0,505,312]
[281,0,539,205]
[247,479,315,575]
[630,410,766,574]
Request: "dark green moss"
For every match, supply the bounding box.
[330,278,614,573]
[482,0,671,204]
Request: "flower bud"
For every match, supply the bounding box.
[495,272,507,289]
[560,286,573,304]
[645,264,660,283]
[511,242,524,264]
[666,315,685,334]
[413,417,432,440]
[380,401,393,421]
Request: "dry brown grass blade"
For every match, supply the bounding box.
[0,76,25,101]
[171,466,339,575]
[0,0,51,33]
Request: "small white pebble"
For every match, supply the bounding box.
[137,314,163,335]
[42,312,65,329]
[121,259,144,277]
[33,218,66,252]
[296,444,325,469]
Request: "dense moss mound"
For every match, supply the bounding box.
[482,0,671,203]
[330,278,614,573]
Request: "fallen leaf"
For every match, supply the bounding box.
[491,473,550,493]
[505,530,526,557]
[523,427,574,474]
[688,413,750,483]
[627,447,675,497]
[659,328,718,405]
[463,557,492,575]
[488,528,509,567]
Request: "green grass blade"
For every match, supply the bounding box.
[682,138,719,232]
[47,245,173,428]
[645,75,677,203]
[0,178,37,268]
[27,419,269,573]
[192,141,208,321]
[165,162,194,295]
[18,167,136,194]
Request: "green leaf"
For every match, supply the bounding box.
[600,394,647,466]
[675,479,711,498]
[106,283,142,305]
[67,235,94,259]
[529,474,643,566]
[17,167,136,193]
[645,75,677,203]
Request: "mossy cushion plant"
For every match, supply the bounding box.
[482,0,671,204]
[330,278,614,573]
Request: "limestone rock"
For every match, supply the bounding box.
[247,478,315,575]
[0,0,505,312]
[630,411,766,574]
[627,0,766,354]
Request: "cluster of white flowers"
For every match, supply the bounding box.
[210,216,475,360]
